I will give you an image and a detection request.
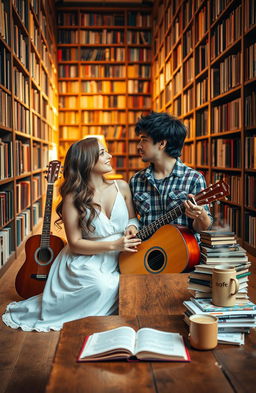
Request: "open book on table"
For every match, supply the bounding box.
[77,326,190,362]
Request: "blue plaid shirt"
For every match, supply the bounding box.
[129,158,213,241]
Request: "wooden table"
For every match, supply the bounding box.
[119,273,189,315]
[45,314,256,393]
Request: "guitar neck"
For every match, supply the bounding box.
[137,202,186,241]
[40,184,54,247]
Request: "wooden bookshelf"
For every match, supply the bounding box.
[0,0,59,272]
[152,0,256,256]
[56,3,152,180]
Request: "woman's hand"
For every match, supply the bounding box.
[124,225,138,236]
[114,234,141,252]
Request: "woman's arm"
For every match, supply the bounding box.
[62,193,141,255]
[116,180,139,236]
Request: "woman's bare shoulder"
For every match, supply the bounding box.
[116,179,129,191]
[63,192,75,206]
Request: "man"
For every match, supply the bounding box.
[129,112,213,241]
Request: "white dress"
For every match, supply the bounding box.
[2,182,132,332]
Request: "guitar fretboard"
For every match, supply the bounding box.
[40,184,54,248]
[137,202,186,241]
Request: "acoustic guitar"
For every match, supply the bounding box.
[119,180,230,274]
[15,160,65,299]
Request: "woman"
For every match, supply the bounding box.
[2,138,141,331]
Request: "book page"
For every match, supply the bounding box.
[135,328,187,358]
[80,326,136,359]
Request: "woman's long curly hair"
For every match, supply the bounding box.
[55,137,101,233]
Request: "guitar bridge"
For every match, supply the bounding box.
[31,274,48,281]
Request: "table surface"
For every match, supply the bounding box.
[119,273,189,315]
[45,273,256,393]
[45,314,256,393]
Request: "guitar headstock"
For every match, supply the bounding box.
[195,180,230,205]
[46,160,61,184]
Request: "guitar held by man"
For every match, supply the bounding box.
[119,180,230,274]
[15,160,65,299]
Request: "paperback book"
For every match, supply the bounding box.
[183,299,256,318]
[190,298,256,313]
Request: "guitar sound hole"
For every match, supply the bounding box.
[35,247,54,266]
[144,247,167,274]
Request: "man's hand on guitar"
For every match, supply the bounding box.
[184,194,204,220]
[114,234,141,252]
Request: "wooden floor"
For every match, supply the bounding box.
[0,213,66,393]
[0,228,255,393]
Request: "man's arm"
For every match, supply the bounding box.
[184,175,213,232]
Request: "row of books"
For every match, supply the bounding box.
[245,136,256,169]
[108,142,126,154]
[0,44,11,90]
[57,11,151,28]
[16,209,31,247]
[212,173,242,205]
[82,80,126,94]
[81,65,126,78]
[245,89,256,128]
[196,78,207,107]
[183,57,193,86]
[0,88,12,128]
[82,125,126,139]
[15,141,30,175]
[210,5,242,60]
[211,52,241,98]
[0,199,41,265]
[58,64,152,79]
[13,24,28,69]
[244,214,256,248]
[196,109,208,136]
[245,175,256,209]
[81,47,125,62]
[0,139,13,180]
[0,227,11,267]
[211,98,241,133]
[81,110,126,124]
[184,230,255,345]
[212,138,241,168]
[0,0,9,45]
[0,190,13,227]
[13,100,30,134]
[245,42,256,81]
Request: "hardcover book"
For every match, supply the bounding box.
[77,326,190,362]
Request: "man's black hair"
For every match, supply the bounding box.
[135,111,187,158]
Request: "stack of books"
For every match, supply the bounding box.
[188,230,251,300]
[184,230,255,345]
[183,298,256,345]
[188,263,251,301]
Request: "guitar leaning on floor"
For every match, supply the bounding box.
[15,160,65,299]
[119,180,230,274]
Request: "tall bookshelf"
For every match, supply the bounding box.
[152,0,256,256]
[56,3,152,180]
[0,0,59,272]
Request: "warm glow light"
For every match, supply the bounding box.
[83,134,107,149]
[49,144,58,161]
